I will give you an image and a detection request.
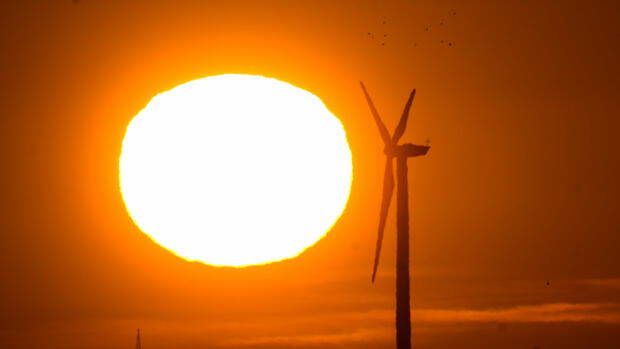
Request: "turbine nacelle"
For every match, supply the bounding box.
[384,143,430,158]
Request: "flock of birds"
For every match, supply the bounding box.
[366,11,457,48]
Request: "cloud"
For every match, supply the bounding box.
[216,303,620,347]
[414,303,620,324]
[289,303,620,325]
[579,278,620,288]
[220,327,391,346]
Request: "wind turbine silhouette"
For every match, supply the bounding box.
[360,82,429,349]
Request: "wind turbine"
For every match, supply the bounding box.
[360,82,429,349]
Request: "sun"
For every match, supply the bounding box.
[119,74,352,267]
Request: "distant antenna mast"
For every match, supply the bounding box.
[136,329,142,349]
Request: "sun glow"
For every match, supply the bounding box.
[119,74,352,267]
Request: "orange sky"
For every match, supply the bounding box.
[1,0,619,348]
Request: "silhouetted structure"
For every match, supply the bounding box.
[136,329,142,349]
[361,82,429,349]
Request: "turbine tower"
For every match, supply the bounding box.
[361,82,429,349]
[136,329,142,349]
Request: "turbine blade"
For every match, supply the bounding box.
[360,82,392,146]
[372,156,395,283]
[392,88,416,143]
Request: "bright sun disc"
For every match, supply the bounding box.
[120,74,352,267]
